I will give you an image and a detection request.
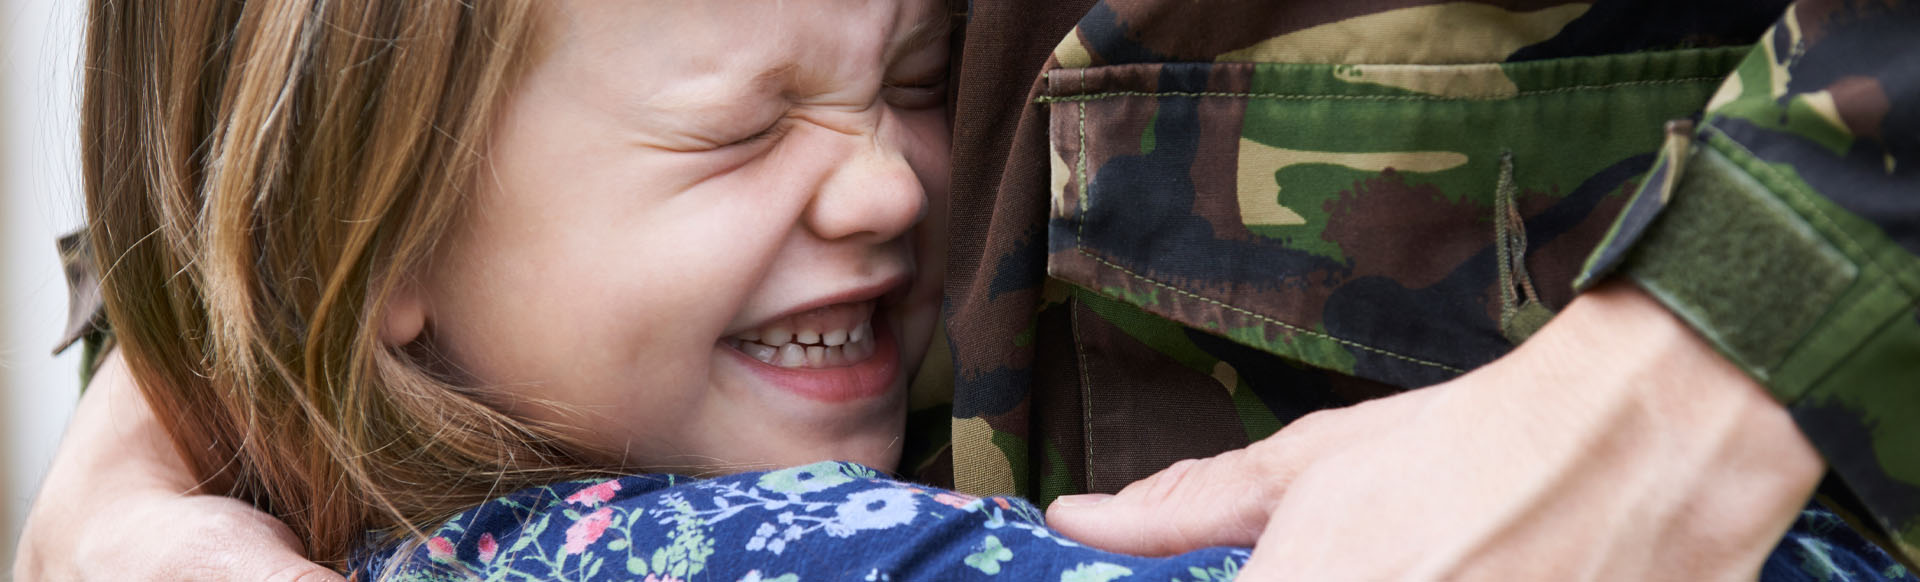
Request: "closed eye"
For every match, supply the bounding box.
[882,74,948,110]
[727,120,790,147]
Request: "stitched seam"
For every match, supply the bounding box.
[1074,68,1095,492]
[1076,70,1089,248]
[1036,76,1724,104]
[1496,151,1518,328]
[1074,248,1467,373]
[1702,125,1918,297]
[1070,297,1095,490]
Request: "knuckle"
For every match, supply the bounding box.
[1282,408,1338,435]
[1138,458,1201,507]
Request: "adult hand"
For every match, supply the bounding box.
[12,350,340,582]
[1045,282,1825,580]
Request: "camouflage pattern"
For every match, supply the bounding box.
[945,0,1918,565]
[1576,1,1920,560]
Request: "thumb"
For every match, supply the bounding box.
[1045,447,1287,556]
[167,496,347,582]
[232,511,347,582]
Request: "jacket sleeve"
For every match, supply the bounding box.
[1575,1,1920,561]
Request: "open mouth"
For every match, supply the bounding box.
[723,301,880,369]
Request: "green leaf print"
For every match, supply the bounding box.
[1059,562,1133,582]
[657,499,717,578]
[1173,556,1241,581]
[963,535,1013,575]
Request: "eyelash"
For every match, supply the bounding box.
[883,75,949,110]
[729,121,790,147]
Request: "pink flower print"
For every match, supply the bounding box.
[641,575,684,582]
[566,479,623,507]
[426,536,456,563]
[562,507,614,555]
[993,497,1012,510]
[477,532,498,563]
[933,492,977,509]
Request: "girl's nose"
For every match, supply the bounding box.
[802,111,927,244]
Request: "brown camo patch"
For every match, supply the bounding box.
[1189,65,1258,243]
[1828,75,1891,139]
[1070,299,1251,493]
[1321,169,1488,289]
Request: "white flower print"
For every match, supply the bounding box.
[832,488,920,533]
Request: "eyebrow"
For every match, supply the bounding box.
[734,8,951,99]
[883,10,953,63]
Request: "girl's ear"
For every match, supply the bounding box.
[381,280,429,347]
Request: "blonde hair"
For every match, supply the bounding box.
[83,0,615,566]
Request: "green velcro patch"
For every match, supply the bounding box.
[1621,145,1858,378]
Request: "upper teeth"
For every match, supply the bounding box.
[727,303,877,369]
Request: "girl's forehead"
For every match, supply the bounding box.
[531,0,948,139]
[545,0,943,71]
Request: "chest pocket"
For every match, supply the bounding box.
[1042,48,1746,388]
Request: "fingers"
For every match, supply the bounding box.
[110,495,342,582]
[226,509,346,582]
[1043,389,1437,558]
[1046,447,1285,556]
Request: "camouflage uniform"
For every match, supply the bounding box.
[945,0,1920,568]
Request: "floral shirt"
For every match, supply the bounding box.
[352,461,1250,581]
[354,461,1913,582]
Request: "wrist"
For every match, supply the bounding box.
[1519,281,1824,543]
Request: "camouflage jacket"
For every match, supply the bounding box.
[945,0,1919,563]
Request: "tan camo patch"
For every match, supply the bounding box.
[1238,138,1470,227]
[1236,140,1308,226]
[1334,63,1518,98]
[1705,70,1745,113]
[953,417,1018,497]
[1051,137,1076,220]
[1211,361,1240,396]
[1657,122,1694,204]
[1214,3,1590,65]
[1798,90,1854,139]
[1054,28,1093,69]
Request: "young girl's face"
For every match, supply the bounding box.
[404,0,950,473]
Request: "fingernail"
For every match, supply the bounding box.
[1051,494,1114,508]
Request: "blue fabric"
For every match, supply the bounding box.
[353,461,1912,581]
[1764,503,1915,582]
[353,461,1248,581]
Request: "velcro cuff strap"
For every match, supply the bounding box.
[1619,141,1856,382]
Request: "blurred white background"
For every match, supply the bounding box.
[2,0,86,571]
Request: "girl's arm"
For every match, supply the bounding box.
[12,350,339,582]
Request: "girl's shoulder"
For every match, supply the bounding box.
[357,460,1248,582]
